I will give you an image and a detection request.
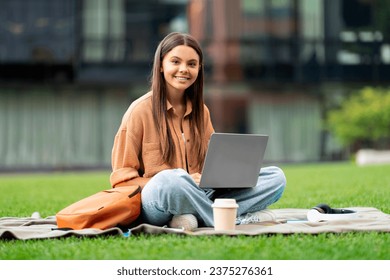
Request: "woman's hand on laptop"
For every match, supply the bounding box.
[190,172,202,185]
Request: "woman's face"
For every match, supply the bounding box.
[161,45,200,95]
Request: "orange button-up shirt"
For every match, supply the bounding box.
[110,91,215,188]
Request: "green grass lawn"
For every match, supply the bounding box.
[0,162,389,260]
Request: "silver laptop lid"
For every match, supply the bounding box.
[199,133,268,189]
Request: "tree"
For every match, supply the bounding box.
[326,87,390,150]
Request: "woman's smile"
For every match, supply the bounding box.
[175,75,190,81]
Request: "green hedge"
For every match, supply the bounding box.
[326,87,390,149]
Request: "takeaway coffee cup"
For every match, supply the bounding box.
[212,199,239,231]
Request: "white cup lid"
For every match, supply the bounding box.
[212,198,239,208]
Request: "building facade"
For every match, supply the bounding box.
[1,0,389,170]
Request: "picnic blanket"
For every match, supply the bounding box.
[1,207,389,240]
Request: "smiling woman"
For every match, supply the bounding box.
[109,32,286,231]
[110,32,211,190]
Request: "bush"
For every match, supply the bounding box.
[326,87,390,149]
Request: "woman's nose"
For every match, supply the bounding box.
[179,64,188,73]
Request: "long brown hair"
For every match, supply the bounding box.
[150,32,205,167]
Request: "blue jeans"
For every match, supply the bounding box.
[141,166,286,227]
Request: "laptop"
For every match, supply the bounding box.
[199,133,269,189]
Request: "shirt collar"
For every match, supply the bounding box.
[166,96,193,117]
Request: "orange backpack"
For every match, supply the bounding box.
[56,185,141,230]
